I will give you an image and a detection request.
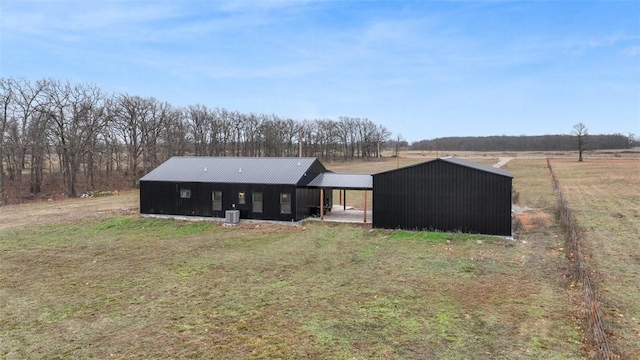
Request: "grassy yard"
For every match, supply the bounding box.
[1,224,579,358]
[0,157,586,359]
[548,158,640,358]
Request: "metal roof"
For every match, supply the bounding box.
[307,173,373,189]
[139,157,323,185]
[439,156,513,178]
[374,156,513,178]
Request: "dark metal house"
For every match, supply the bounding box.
[372,157,513,236]
[139,157,329,221]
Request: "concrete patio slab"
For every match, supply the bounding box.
[306,205,373,224]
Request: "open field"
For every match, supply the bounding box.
[387,149,640,160]
[0,191,139,232]
[0,157,586,359]
[548,158,640,358]
[324,153,499,174]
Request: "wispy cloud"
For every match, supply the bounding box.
[1,1,177,37]
[622,45,640,56]
[1,1,637,139]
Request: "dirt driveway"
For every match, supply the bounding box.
[493,157,514,168]
[0,191,139,232]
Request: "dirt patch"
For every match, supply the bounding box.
[0,191,139,231]
[516,210,552,230]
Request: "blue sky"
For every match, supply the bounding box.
[1,0,638,142]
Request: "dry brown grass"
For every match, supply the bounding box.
[548,158,640,358]
[324,153,501,175]
[0,191,139,232]
[505,159,557,210]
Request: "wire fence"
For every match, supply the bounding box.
[546,158,618,359]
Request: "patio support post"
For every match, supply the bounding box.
[363,190,367,223]
[320,188,324,221]
[343,190,347,210]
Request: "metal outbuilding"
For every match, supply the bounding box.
[372,157,513,236]
[140,156,513,236]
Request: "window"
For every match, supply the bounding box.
[238,192,246,205]
[253,192,263,213]
[212,191,222,211]
[280,193,291,214]
[180,189,191,199]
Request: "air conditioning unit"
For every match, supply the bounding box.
[225,210,240,224]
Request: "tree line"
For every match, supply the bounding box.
[410,134,636,152]
[0,77,392,204]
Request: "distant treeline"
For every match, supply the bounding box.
[0,77,391,203]
[410,134,636,152]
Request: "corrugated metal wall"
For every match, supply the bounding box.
[372,160,512,235]
[296,159,329,187]
[140,181,320,222]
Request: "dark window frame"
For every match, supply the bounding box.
[253,192,263,213]
[280,193,291,214]
[212,191,222,211]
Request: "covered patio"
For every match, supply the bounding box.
[306,173,373,224]
[306,205,373,224]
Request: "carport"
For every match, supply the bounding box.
[307,173,373,223]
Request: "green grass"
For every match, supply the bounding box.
[0,215,217,248]
[1,212,581,359]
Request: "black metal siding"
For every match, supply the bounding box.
[296,159,329,187]
[140,181,319,222]
[295,188,317,219]
[372,159,512,235]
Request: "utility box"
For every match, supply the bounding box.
[225,210,240,224]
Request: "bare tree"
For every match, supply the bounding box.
[160,105,189,158]
[101,98,126,185]
[337,117,353,159]
[27,110,52,194]
[244,113,261,156]
[0,78,13,205]
[2,76,397,203]
[113,95,152,187]
[392,133,408,164]
[18,79,48,188]
[629,133,637,148]
[230,111,245,156]
[47,81,107,197]
[374,124,391,158]
[316,119,338,160]
[572,123,588,162]
[145,100,176,165]
[186,104,211,156]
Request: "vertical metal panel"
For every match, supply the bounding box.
[139,158,326,223]
[295,187,322,220]
[373,159,512,236]
[141,181,314,222]
[297,159,329,186]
